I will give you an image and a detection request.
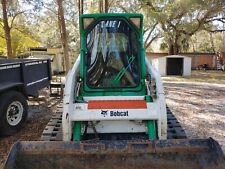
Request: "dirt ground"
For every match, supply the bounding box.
[163,70,225,152]
[0,71,224,168]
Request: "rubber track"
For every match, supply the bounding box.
[41,104,63,141]
[166,106,186,139]
[41,105,186,141]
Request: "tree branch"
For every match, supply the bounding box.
[144,22,158,46]
[145,34,160,49]
[208,29,225,33]
[0,34,5,38]
[206,17,225,23]
[118,6,128,13]
[44,5,58,15]
[10,10,27,29]
[0,18,3,27]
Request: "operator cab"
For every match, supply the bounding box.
[80,14,145,96]
[86,20,140,88]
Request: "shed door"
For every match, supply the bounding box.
[166,58,183,75]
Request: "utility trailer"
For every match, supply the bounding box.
[0,59,51,136]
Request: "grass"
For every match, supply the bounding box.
[162,70,225,84]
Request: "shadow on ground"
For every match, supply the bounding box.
[164,78,225,152]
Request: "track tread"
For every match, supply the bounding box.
[167,106,186,139]
[41,111,62,141]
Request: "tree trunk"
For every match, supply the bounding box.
[173,35,179,55]
[168,44,174,55]
[209,32,215,53]
[104,0,109,13]
[99,0,109,13]
[168,39,174,55]
[80,0,83,15]
[168,38,180,55]
[1,0,13,58]
[77,0,83,16]
[99,0,103,13]
[57,0,70,73]
[77,0,80,15]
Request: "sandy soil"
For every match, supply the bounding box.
[163,70,225,152]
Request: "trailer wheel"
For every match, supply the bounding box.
[0,91,28,136]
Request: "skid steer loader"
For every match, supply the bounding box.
[4,13,225,169]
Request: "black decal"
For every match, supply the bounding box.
[108,110,129,117]
[101,110,108,117]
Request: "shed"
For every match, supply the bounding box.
[151,55,192,76]
[146,52,216,70]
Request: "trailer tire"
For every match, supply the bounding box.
[0,91,28,136]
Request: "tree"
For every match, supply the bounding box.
[141,0,225,54]
[57,0,70,73]
[77,0,83,15]
[99,0,109,13]
[0,21,40,56]
[1,0,13,58]
[189,30,224,53]
[0,0,41,58]
[34,0,80,56]
[110,0,160,51]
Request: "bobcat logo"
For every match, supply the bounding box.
[101,110,108,117]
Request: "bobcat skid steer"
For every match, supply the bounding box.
[4,13,225,169]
